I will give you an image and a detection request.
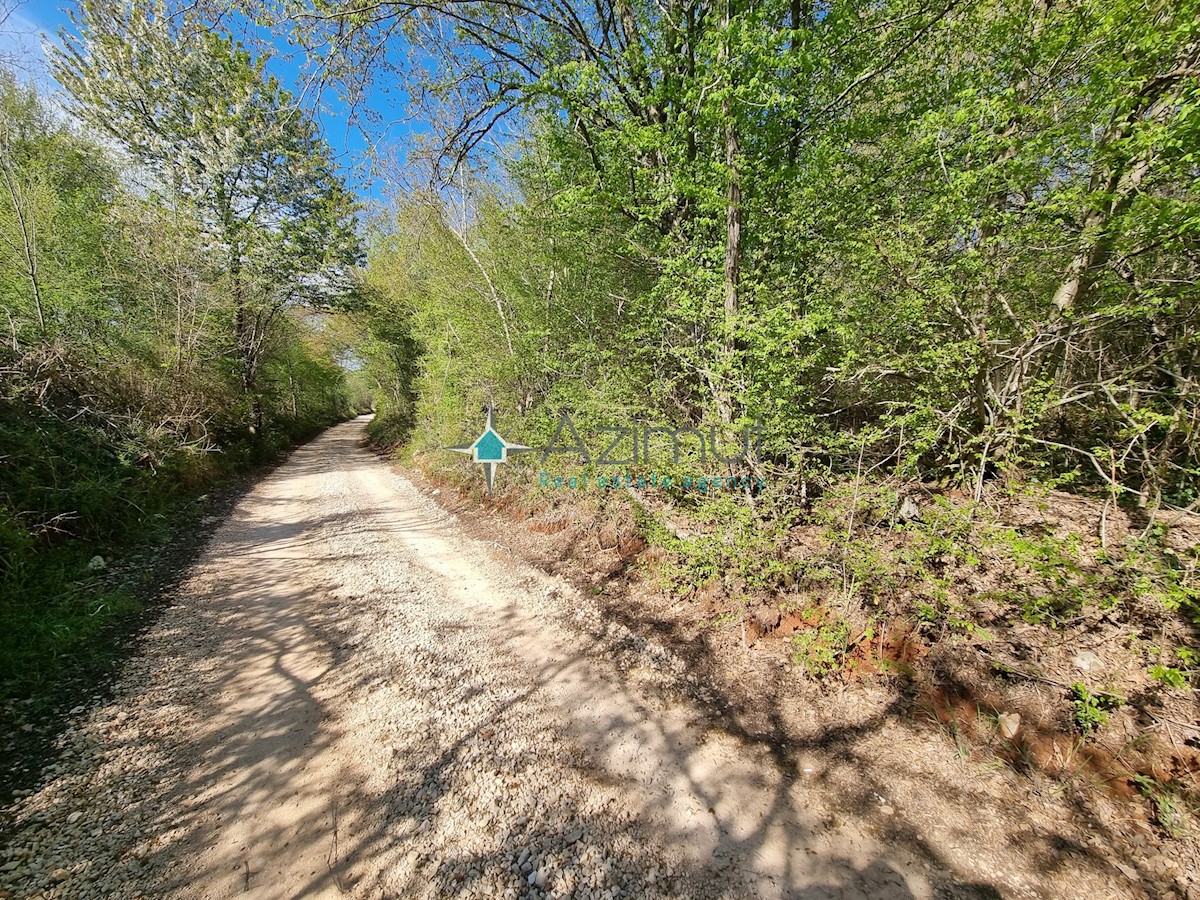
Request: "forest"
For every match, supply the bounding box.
[1,0,1197,807]
[341,0,1200,507]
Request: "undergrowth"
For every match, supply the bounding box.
[0,401,345,705]
[627,473,1197,720]
[1068,683,1124,733]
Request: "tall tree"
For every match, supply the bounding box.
[273,0,1199,502]
[52,0,362,430]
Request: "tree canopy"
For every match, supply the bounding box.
[52,0,363,427]
[290,0,1200,506]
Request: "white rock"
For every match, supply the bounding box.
[998,712,1021,740]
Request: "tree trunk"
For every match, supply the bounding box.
[1052,38,1198,316]
[715,0,742,426]
[1,163,47,337]
[722,0,741,355]
[723,116,740,347]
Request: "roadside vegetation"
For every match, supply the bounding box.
[0,7,370,703]
[329,0,1200,837]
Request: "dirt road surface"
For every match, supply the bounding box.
[0,419,1114,898]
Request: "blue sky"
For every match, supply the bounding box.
[1,0,405,205]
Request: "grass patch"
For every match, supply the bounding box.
[0,559,143,701]
[1132,774,1191,837]
[0,400,339,707]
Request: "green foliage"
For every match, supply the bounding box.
[1123,526,1200,624]
[51,0,363,432]
[1002,531,1095,625]
[791,619,853,678]
[1148,644,1196,691]
[260,0,1200,685]
[357,170,656,473]
[1069,683,1124,734]
[1149,665,1189,690]
[0,400,198,698]
[305,0,1200,505]
[0,566,143,697]
[0,42,363,703]
[634,490,802,595]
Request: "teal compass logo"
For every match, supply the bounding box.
[449,406,531,494]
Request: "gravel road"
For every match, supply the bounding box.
[0,418,982,899]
